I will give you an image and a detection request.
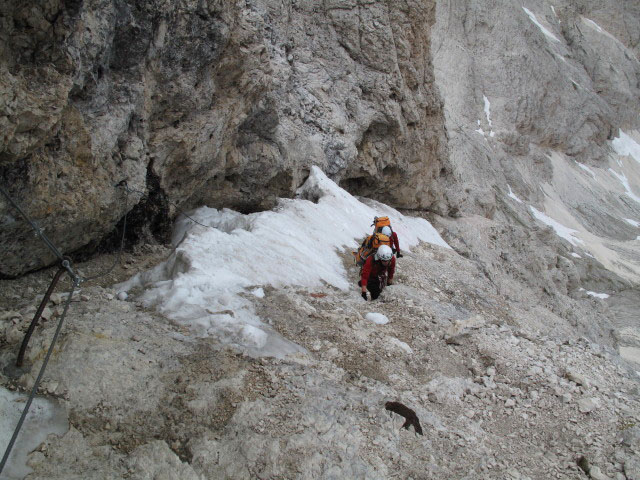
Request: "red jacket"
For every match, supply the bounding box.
[391,232,400,255]
[361,255,396,286]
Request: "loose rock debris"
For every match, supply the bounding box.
[0,243,639,479]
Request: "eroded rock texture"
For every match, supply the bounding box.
[0,0,446,277]
[433,0,640,217]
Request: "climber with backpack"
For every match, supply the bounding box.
[371,216,402,258]
[352,216,403,267]
[360,244,395,301]
[353,230,393,267]
[379,225,402,258]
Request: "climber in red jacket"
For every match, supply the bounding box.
[360,245,396,301]
[380,226,402,257]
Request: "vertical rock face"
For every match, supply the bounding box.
[431,0,640,289]
[2,0,639,288]
[0,0,446,277]
[433,0,640,210]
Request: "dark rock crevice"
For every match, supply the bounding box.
[73,162,171,263]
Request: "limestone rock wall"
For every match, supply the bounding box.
[2,0,640,287]
[431,0,640,298]
[0,0,447,277]
[432,0,640,216]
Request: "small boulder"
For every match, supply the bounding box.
[577,397,599,413]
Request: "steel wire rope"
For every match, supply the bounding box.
[0,181,127,476]
[1,179,210,286]
[0,179,210,475]
[0,184,65,264]
[16,264,67,367]
[122,184,213,229]
[0,276,79,476]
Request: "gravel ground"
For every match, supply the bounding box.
[1,239,639,480]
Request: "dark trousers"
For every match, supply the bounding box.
[367,274,387,300]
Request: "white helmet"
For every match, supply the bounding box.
[381,226,392,237]
[375,245,393,261]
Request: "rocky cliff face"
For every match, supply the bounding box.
[0,0,447,277]
[2,1,640,479]
[431,0,640,322]
[433,0,640,214]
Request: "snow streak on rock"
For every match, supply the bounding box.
[522,7,560,42]
[529,206,583,246]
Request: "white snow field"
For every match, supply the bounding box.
[118,166,449,357]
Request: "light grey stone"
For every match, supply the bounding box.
[578,397,599,413]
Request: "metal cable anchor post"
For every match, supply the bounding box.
[61,258,79,284]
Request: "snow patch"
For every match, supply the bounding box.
[507,184,523,203]
[583,18,603,33]
[365,312,389,325]
[554,53,568,64]
[476,96,495,138]
[609,168,640,203]
[483,95,495,137]
[612,130,640,164]
[119,167,446,357]
[483,96,492,127]
[575,161,596,178]
[529,206,583,246]
[582,17,629,48]
[523,7,560,42]
[251,288,265,298]
[579,288,610,299]
[625,219,640,228]
[0,387,68,479]
[588,291,609,299]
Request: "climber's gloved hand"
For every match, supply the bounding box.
[361,291,368,301]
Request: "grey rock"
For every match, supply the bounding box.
[3,324,23,344]
[622,426,640,449]
[0,0,639,477]
[566,368,591,387]
[0,311,22,322]
[588,466,609,480]
[625,455,640,480]
[0,0,447,276]
[127,441,201,480]
[578,397,599,413]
